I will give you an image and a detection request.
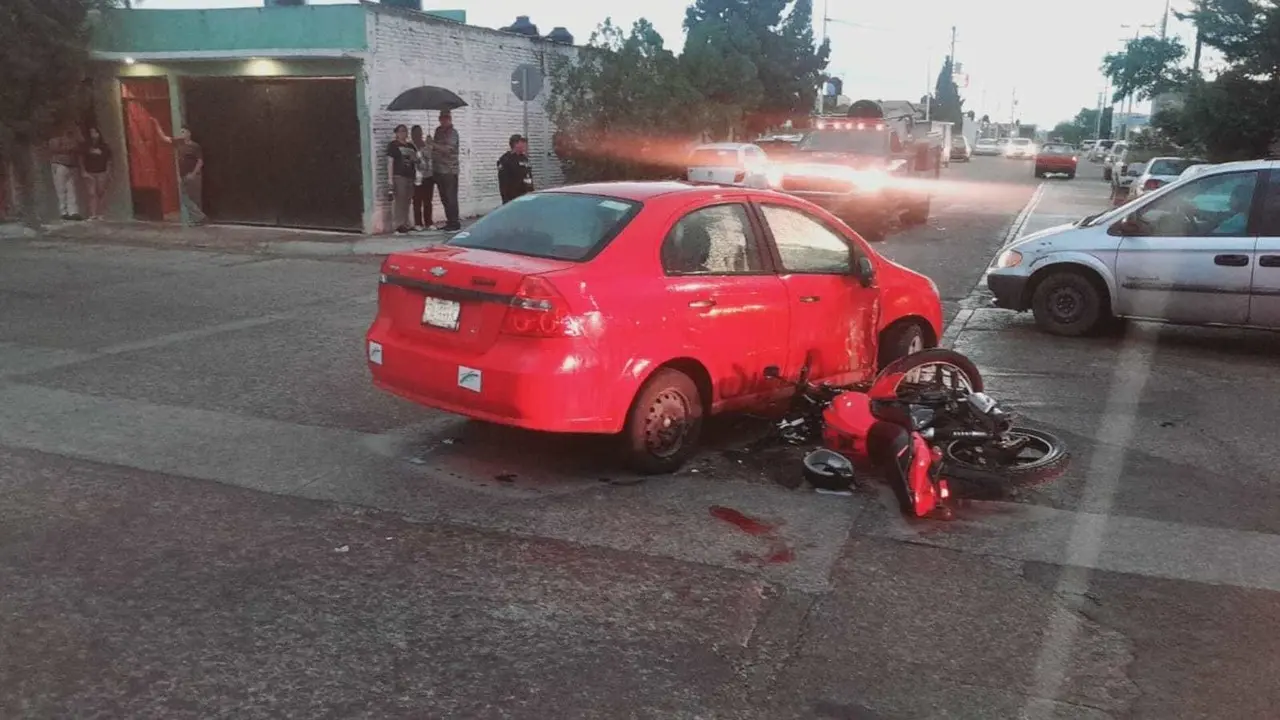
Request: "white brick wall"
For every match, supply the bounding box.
[365,6,575,233]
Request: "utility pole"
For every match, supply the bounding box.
[949,26,957,70]
[1161,0,1170,39]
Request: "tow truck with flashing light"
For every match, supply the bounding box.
[768,100,935,242]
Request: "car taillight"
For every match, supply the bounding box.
[501,276,578,337]
[734,170,746,183]
[1071,156,1078,162]
[1144,179,1164,190]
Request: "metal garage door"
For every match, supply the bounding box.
[183,77,364,232]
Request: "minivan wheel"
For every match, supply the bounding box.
[623,368,704,474]
[1030,271,1108,337]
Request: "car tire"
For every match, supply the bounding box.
[849,212,888,242]
[1034,169,1044,178]
[1066,172,1076,180]
[1030,270,1109,337]
[877,320,931,370]
[623,368,704,475]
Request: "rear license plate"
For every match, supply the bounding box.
[422,296,461,330]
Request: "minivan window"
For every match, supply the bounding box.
[447,193,641,262]
[689,148,742,167]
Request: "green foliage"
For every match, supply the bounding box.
[547,2,830,181]
[1119,0,1280,160]
[0,0,111,147]
[546,19,706,183]
[1048,107,1100,145]
[931,56,964,131]
[682,0,829,133]
[1101,36,1188,102]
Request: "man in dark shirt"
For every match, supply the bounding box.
[432,110,461,231]
[497,134,534,204]
[154,119,206,225]
[385,124,417,233]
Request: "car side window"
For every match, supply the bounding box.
[661,203,765,275]
[1257,173,1280,237]
[759,204,853,274]
[1131,171,1259,238]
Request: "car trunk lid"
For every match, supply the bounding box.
[379,245,574,355]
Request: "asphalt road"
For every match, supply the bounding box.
[3,156,1279,719]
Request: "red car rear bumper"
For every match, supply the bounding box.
[366,321,619,434]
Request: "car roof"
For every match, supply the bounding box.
[547,181,747,202]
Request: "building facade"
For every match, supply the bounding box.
[85,3,575,234]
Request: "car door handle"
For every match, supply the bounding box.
[1260,255,1280,267]
[799,295,822,303]
[688,299,716,309]
[1214,254,1250,267]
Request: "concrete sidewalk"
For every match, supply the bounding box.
[0,218,475,257]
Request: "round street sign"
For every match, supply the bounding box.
[511,64,544,102]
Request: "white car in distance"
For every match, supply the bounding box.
[686,143,771,188]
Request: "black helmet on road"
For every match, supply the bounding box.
[803,449,855,492]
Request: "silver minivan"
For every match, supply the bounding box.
[987,160,1280,335]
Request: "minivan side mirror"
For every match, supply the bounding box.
[1109,216,1142,237]
[854,255,876,287]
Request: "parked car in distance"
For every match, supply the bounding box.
[1101,141,1128,180]
[973,137,1000,156]
[1089,139,1115,162]
[1179,162,1216,180]
[366,182,944,473]
[1110,147,1155,203]
[685,143,770,188]
[1128,156,1206,199]
[1034,143,1078,178]
[1080,139,1097,153]
[1005,137,1036,159]
[755,135,803,160]
[987,159,1280,337]
[950,135,972,162]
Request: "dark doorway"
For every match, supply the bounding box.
[183,77,363,231]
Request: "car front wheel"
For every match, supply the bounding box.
[877,320,930,369]
[1030,270,1109,337]
[623,368,704,474]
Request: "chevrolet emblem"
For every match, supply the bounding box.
[430,266,447,277]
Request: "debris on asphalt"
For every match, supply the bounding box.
[333,545,350,553]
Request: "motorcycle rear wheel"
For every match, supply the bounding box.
[942,427,1069,490]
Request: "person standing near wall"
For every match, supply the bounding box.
[410,124,435,231]
[80,127,113,221]
[386,124,417,234]
[497,134,533,204]
[432,110,461,232]
[48,127,83,221]
[153,119,206,226]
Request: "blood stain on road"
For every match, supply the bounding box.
[710,505,794,565]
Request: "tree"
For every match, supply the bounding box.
[547,19,708,183]
[1101,36,1188,102]
[0,0,114,227]
[682,0,829,133]
[1048,107,1100,145]
[931,56,964,131]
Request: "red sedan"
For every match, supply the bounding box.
[1033,142,1078,179]
[366,182,943,473]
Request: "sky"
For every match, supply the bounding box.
[137,0,1200,127]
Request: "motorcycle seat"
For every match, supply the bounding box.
[869,399,935,431]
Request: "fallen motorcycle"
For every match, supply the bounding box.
[769,349,1069,520]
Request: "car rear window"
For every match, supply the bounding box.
[1012,138,1033,146]
[1041,144,1073,154]
[1148,159,1197,176]
[689,148,741,167]
[446,192,641,262]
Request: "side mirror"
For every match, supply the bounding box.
[1109,216,1140,237]
[855,255,876,287]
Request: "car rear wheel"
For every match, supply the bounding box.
[623,368,704,474]
[1066,172,1076,180]
[1030,270,1109,337]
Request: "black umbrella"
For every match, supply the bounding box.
[387,86,469,112]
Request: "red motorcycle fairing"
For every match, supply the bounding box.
[822,392,878,468]
[865,420,941,518]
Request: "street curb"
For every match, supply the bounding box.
[939,181,1046,348]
